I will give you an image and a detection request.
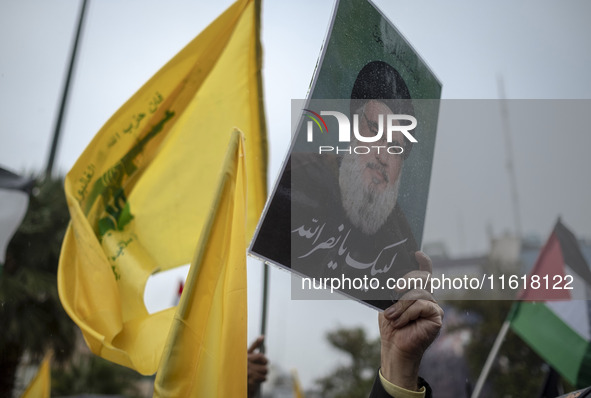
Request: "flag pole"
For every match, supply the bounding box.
[259,262,269,351]
[497,75,523,240]
[253,262,269,398]
[45,0,89,177]
[471,319,511,398]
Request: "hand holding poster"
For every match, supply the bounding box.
[250,0,441,310]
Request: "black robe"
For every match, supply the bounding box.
[253,153,419,310]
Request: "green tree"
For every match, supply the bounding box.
[449,300,548,397]
[1,175,149,397]
[0,176,76,396]
[316,327,380,398]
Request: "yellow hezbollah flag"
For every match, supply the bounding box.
[154,130,247,397]
[58,0,266,375]
[21,353,51,398]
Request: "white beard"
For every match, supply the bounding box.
[338,155,400,235]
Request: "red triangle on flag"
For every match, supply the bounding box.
[519,232,571,301]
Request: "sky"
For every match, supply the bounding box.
[1,0,591,391]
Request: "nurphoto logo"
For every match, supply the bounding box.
[303,108,417,155]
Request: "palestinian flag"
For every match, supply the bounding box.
[510,220,591,388]
[0,167,33,267]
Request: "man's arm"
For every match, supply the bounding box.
[370,373,432,398]
[371,252,443,397]
[247,336,268,398]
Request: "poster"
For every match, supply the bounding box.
[250,0,441,310]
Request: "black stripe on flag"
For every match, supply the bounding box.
[555,219,591,287]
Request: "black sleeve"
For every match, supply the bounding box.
[556,386,591,398]
[368,372,432,398]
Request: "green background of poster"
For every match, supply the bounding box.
[300,0,442,246]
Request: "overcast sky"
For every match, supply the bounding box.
[1,0,590,390]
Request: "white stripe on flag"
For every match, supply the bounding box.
[546,299,591,341]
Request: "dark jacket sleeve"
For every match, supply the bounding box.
[369,372,432,398]
[556,386,591,397]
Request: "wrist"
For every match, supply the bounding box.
[380,345,422,391]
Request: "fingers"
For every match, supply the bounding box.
[248,352,268,365]
[384,252,436,315]
[391,299,443,330]
[384,289,435,319]
[393,270,431,294]
[247,341,269,398]
[390,252,433,296]
[248,339,269,382]
[248,353,269,385]
[415,251,432,274]
[248,363,268,381]
[248,335,265,354]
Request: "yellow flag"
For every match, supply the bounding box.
[154,130,247,397]
[58,0,266,375]
[292,369,305,398]
[21,353,51,398]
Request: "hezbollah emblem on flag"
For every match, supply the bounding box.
[90,109,175,280]
[58,0,267,377]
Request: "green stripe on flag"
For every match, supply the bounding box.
[511,302,591,388]
[578,340,591,389]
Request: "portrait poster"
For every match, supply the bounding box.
[250,0,442,310]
